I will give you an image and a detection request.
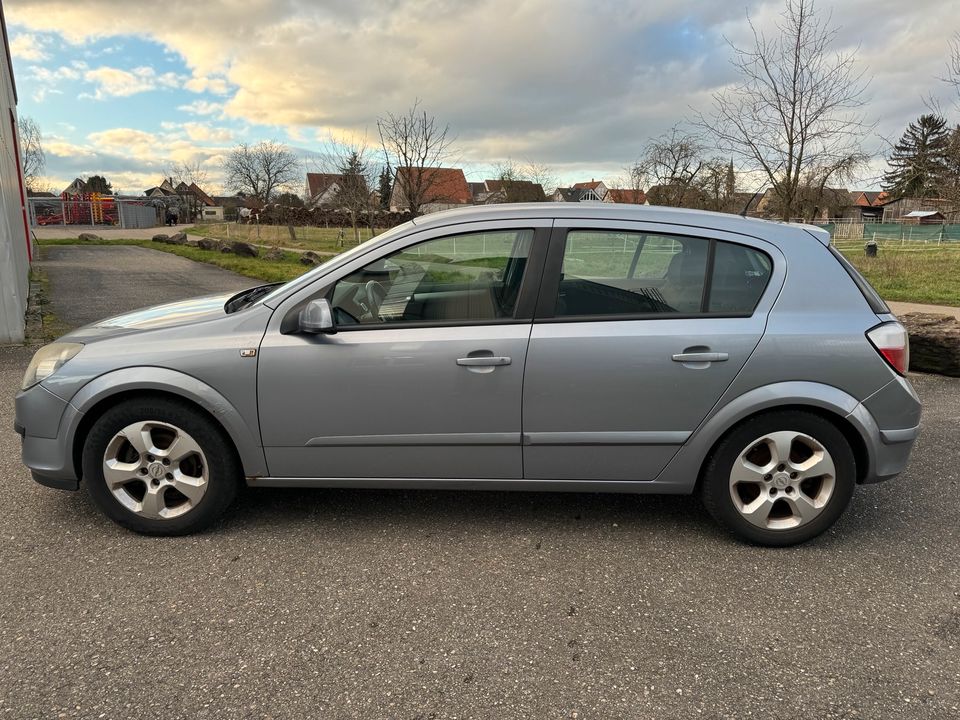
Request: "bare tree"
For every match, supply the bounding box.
[18,116,45,192]
[487,159,549,202]
[315,134,381,244]
[166,160,212,223]
[699,159,739,212]
[695,0,871,220]
[377,100,455,216]
[946,32,960,104]
[521,161,559,196]
[635,127,707,207]
[223,141,300,202]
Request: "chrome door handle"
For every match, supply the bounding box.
[672,352,729,363]
[456,356,512,367]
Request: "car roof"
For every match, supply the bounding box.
[409,202,830,246]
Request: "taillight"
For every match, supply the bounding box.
[867,322,909,375]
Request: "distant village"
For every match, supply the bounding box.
[27,167,954,228]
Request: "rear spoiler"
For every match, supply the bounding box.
[801,226,831,246]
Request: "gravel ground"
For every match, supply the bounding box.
[1,246,957,719]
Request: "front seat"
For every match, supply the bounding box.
[660,243,708,313]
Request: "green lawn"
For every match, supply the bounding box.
[185,223,391,253]
[38,238,307,283]
[837,242,960,307]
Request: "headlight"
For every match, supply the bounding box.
[21,342,84,390]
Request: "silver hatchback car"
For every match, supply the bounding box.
[15,204,920,545]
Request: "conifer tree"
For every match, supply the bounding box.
[882,114,950,198]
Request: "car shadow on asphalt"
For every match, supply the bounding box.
[31,480,905,549]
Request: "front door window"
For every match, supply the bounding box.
[330,229,534,326]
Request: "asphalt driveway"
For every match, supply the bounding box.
[1,245,958,719]
[40,244,253,329]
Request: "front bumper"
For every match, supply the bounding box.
[14,383,81,491]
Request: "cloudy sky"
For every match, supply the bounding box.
[6,0,960,195]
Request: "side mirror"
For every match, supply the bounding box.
[299,298,336,334]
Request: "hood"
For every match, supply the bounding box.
[62,291,237,342]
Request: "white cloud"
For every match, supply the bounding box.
[9,0,960,186]
[177,100,224,116]
[182,122,234,143]
[184,75,230,95]
[81,65,184,99]
[9,32,48,61]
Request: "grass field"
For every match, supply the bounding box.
[837,241,960,307]
[186,223,393,253]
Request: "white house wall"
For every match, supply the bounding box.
[0,27,28,344]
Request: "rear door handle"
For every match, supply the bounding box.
[672,352,729,363]
[457,356,512,367]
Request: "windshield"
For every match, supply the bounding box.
[256,221,416,307]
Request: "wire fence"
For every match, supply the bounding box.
[28,198,161,229]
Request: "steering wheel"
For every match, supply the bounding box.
[365,281,387,317]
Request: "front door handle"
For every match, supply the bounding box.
[456,356,512,367]
[672,352,729,363]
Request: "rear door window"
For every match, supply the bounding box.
[547,230,772,318]
[555,231,709,316]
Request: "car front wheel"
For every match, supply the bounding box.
[82,397,240,535]
[701,411,857,546]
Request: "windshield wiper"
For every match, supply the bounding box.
[224,283,284,314]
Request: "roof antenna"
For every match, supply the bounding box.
[738,189,759,217]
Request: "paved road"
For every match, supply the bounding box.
[1,246,958,719]
[888,300,960,321]
[40,245,254,329]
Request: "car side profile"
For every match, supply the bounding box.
[15,204,921,545]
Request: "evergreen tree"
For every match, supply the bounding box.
[378,165,392,210]
[336,151,371,245]
[882,114,950,198]
[83,175,113,195]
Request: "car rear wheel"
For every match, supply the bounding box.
[701,411,856,546]
[83,397,240,535]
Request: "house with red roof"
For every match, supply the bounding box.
[572,179,609,200]
[389,167,472,214]
[606,188,648,205]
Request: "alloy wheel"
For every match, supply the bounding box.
[729,430,836,531]
[102,420,209,520]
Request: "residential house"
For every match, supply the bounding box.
[143,178,177,198]
[605,188,648,204]
[306,172,345,208]
[728,191,766,216]
[842,190,889,221]
[467,181,487,203]
[389,167,472,214]
[477,179,546,204]
[551,186,604,202]
[747,187,851,221]
[62,177,88,197]
[572,179,609,200]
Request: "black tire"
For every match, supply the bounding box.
[701,411,856,546]
[82,397,240,535]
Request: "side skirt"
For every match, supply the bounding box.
[245,477,693,494]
